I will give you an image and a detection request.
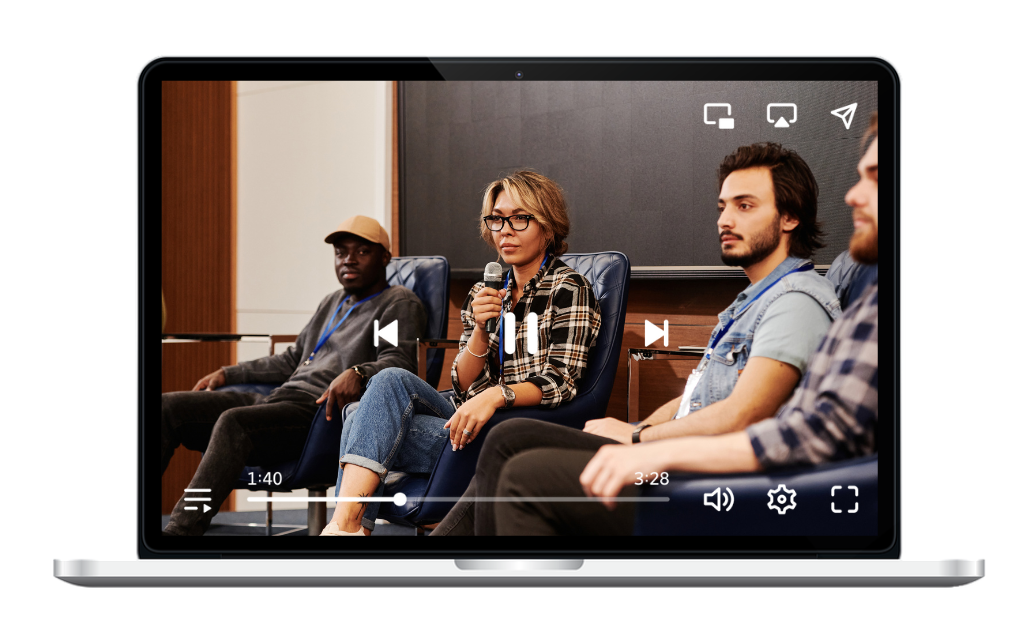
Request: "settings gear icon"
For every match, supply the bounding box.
[767,484,797,515]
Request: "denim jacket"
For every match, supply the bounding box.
[687,256,842,414]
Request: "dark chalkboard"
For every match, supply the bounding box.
[399,80,877,277]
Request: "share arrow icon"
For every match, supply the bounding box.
[831,103,858,130]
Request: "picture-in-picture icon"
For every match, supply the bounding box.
[767,103,798,128]
[703,103,734,129]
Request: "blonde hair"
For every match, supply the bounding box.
[479,170,570,256]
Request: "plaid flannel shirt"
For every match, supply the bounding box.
[451,257,601,408]
[746,284,878,468]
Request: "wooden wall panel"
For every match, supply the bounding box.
[391,81,400,256]
[613,279,744,420]
[161,81,236,514]
[436,277,745,421]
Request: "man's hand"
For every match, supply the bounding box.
[192,368,226,391]
[316,369,365,421]
[583,417,636,445]
[579,443,669,510]
[444,387,503,451]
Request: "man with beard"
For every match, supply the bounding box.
[432,142,841,536]
[582,141,842,446]
[488,118,881,535]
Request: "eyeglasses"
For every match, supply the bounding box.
[483,214,535,232]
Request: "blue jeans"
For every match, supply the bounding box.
[335,368,456,530]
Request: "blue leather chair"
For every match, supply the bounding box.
[634,454,878,536]
[826,250,878,310]
[365,251,631,528]
[216,256,450,534]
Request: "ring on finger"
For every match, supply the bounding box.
[463,428,472,435]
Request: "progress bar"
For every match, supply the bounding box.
[246,493,668,505]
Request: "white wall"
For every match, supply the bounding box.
[233,80,391,510]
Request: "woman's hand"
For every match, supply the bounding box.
[471,286,507,332]
[579,443,670,509]
[444,387,504,451]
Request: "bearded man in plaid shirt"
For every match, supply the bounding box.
[483,115,882,535]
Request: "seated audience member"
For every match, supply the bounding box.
[320,170,602,536]
[490,116,881,535]
[433,142,842,536]
[827,249,878,309]
[161,216,426,536]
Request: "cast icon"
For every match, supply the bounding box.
[767,103,798,128]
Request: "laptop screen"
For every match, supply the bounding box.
[143,59,896,557]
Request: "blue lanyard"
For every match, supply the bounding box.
[704,263,814,360]
[303,286,389,365]
[498,253,550,379]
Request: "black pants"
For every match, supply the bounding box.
[431,418,636,536]
[161,388,317,535]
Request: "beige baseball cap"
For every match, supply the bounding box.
[324,215,391,252]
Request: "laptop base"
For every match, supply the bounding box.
[55,558,983,587]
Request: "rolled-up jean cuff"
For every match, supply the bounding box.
[362,516,376,531]
[338,454,388,481]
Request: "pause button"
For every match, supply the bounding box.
[504,312,539,355]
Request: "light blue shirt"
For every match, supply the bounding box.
[684,256,842,414]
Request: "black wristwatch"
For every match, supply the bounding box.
[350,365,369,388]
[632,422,652,444]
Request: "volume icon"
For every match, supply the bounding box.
[703,486,735,512]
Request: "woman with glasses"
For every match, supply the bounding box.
[321,170,602,536]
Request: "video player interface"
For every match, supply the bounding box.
[152,66,888,553]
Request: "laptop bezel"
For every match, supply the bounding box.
[140,57,898,559]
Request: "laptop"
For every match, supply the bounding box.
[55,57,982,587]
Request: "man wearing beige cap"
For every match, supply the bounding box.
[161,215,427,536]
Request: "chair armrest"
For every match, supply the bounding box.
[162,333,270,342]
[628,346,706,360]
[162,333,298,356]
[416,338,462,381]
[626,347,705,421]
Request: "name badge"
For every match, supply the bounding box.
[673,368,704,420]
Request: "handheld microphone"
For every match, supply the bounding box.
[483,262,503,334]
